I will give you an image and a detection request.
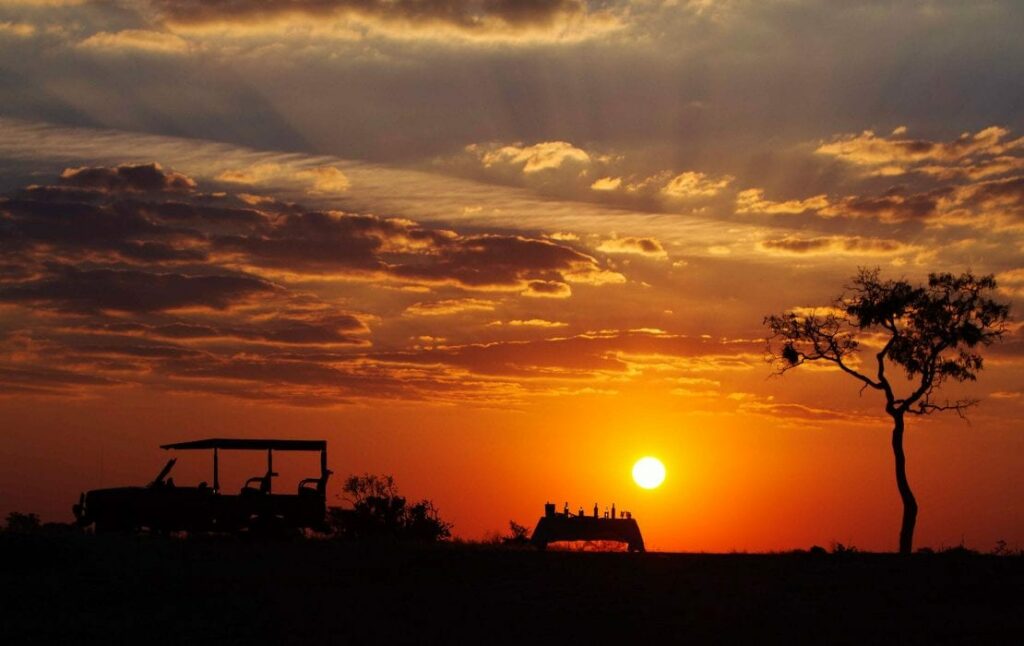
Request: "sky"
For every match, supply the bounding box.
[0,0,1022,551]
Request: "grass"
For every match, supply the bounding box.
[2,533,1022,644]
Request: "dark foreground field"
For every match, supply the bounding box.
[2,534,1023,645]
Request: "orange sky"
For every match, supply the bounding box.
[0,0,1022,552]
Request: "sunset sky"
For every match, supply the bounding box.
[1,0,1022,551]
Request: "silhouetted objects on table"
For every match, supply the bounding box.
[532,502,645,552]
[72,438,332,535]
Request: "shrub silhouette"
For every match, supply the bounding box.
[329,474,452,542]
[4,512,41,534]
[502,520,531,545]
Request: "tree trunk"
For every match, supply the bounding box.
[891,412,918,554]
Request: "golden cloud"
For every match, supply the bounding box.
[660,171,733,199]
[404,298,497,316]
[735,188,830,215]
[816,126,1024,178]
[597,236,668,259]
[78,29,190,54]
[155,0,623,45]
[477,141,591,174]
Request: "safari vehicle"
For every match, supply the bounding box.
[72,438,331,534]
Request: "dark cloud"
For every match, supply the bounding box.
[523,280,571,298]
[824,186,954,222]
[59,163,196,193]
[132,200,270,230]
[212,211,398,271]
[962,175,1024,211]
[80,314,368,345]
[393,235,602,287]
[73,343,207,359]
[1,167,618,301]
[0,365,120,389]
[759,235,905,255]
[0,264,277,313]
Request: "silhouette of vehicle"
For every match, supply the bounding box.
[72,439,332,534]
[530,502,645,551]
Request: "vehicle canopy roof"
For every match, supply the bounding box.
[160,438,326,452]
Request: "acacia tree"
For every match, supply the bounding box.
[764,269,1009,554]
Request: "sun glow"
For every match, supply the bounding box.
[632,457,666,489]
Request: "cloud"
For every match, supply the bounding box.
[2,165,626,303]
[815,126,1024,187]
[0,365,120,395]
[818,186,954,222]
[404,298,497,316]
[489,319,567,328]
[73,310,370,346]
[739,400,875,423]
[297,165,351,193]
[597,236,668,259]
[0,265,277,313]
[475,141,591,174]
[521,280,571,298]
[152,0,621,44]
[735,188,829,215]
[758,235,911,256]
[0,22,37,37]
[218,163,350,194]
[59,163,197,193]
[996,268,1024,298]
[590,176,622,191]
[660,171,733,199]
[78,29,190,54]
[391,234,621,289]
[216,163,283,185]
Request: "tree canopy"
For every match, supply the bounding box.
[329,473,452,542]
[764,268,1010,553]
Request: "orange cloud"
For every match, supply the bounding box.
[660,171,733,199]
[735,188,829,215]
[597,236,668,259]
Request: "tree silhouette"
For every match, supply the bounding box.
[330,473,452,542]
[765,269,1010,554]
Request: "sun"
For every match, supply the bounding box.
[632,457,666,489]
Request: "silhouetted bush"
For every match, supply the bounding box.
[940,543,978,557]
[831,542,858,555]
[328,474,452,542]
[502,520,530,546]
[4,512,41,534]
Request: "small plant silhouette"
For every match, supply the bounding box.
[329,473,452,542]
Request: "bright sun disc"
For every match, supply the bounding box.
[632,457,666,489]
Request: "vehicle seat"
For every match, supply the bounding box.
[298,470,332,496]
[242,471,278,494]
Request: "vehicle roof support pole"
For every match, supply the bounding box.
[321,448,327,478]
[213,448,219,493]
[267,448,273,493]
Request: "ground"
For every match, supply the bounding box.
[2,534,1022,644]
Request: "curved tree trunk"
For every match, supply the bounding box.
[891,412,918,554]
